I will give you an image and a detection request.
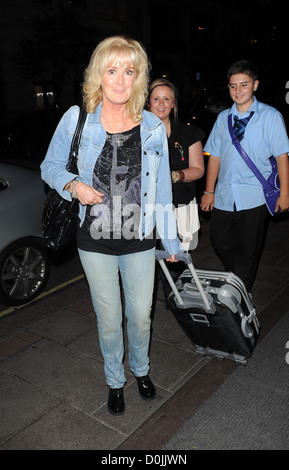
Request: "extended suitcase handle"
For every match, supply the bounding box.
[156,250,211,311]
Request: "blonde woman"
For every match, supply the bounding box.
[41,36,182,415]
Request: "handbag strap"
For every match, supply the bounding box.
[67,105,87,172]
[228,113,271,192]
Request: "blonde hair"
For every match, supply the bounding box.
[147,78,178,121]
[83,36,150,122]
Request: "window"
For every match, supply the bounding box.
[34,84,56,110]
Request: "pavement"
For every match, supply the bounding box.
[0,212,289,452]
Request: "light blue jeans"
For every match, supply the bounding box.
[78,247,156,389]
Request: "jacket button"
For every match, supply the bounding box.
[156,151,159,155]
[144,212,146,216]
[144,192,147,197]
[144,151,147,155]
[146,172,149,176]
[142,232,145,237]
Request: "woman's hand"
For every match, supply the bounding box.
[72,181,104,205]
[166,254,179,263]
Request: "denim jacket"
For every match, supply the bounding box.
[41,104,182,255]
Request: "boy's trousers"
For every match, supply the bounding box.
[210,204,268,291]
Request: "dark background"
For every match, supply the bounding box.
[0,0,288,155]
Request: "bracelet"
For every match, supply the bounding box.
[204,190,214,195]
[70,180,79,199]
[177,170,185,183]
[172,171,179,183]
[172,170,185,184]
[66,180,74,191]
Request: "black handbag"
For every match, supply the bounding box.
[42,106,87,250]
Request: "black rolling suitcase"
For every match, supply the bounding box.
[156,251,260,365]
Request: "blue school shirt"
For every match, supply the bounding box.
[204,97,289,211]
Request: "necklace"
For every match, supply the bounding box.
[102,112,128,146]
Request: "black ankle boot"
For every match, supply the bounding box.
[136,375,156,401]
[107,387,125,415]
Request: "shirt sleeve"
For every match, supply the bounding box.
[266,110,289,157]
[203,113,223,157]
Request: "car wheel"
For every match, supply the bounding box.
[0,237,50,306]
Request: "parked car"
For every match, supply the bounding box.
[0,162,50,306]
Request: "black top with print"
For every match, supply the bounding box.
[168,119,205,205]
[77,125,155,254]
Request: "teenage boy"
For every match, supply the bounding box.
[200,60,289,291]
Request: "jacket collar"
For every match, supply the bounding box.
[142,109,163,131]
[87,102,102,126]
[86,103,162,131]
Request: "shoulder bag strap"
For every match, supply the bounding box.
[67,105,87,173]
[228,114,271,192]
